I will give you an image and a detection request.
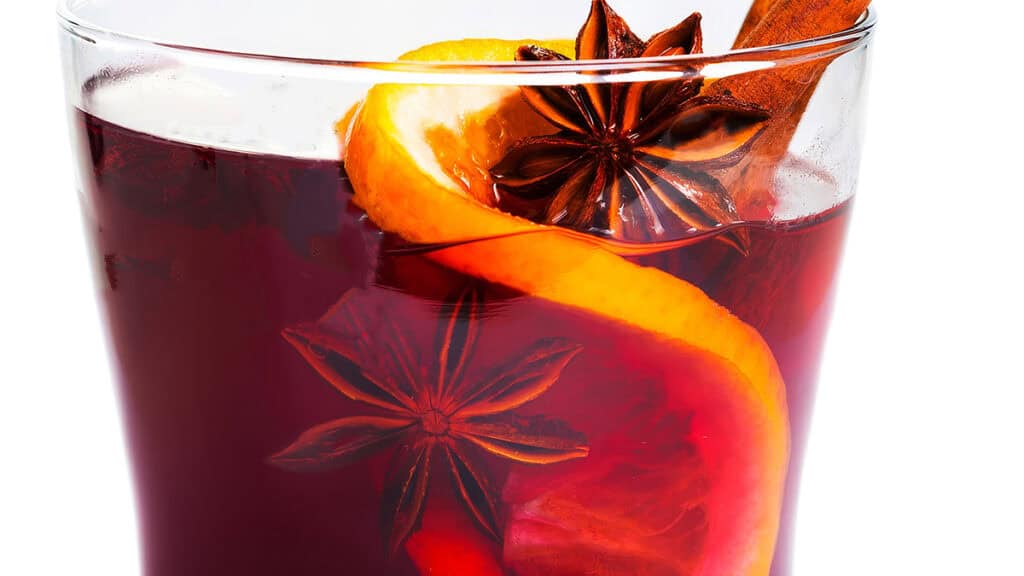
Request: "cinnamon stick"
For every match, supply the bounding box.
[735,0,778,47]
[715,0,872,215]
[738,0,870,50]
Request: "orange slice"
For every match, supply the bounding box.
[343,39,789,575]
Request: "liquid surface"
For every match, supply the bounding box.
[74,110,851,575]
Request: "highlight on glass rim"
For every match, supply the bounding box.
[58,0,875,573]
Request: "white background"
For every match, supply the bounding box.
[2,1,1023,575]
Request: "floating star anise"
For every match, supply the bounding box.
[492,0,770,250]
[271,288,589,554]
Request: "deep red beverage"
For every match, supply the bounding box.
[74,109,850,576]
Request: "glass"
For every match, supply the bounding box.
[58,1,875,574]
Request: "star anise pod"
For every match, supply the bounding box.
[491,0,770,250]
[270,288,589,554]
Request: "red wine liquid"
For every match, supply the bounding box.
[74,110,851,576]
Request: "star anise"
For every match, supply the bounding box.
[491,0,770,250]
[271,288,589,554]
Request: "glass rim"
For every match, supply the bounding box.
[57,0,875,75]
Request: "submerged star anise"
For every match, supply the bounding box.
[271,288,589,554]
[492,0,770,249]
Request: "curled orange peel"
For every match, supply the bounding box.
[342,39,789,575]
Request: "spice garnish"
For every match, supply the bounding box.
[271,288,588,553]
[491,0,769,250]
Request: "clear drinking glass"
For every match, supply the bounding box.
[58,1,875,574]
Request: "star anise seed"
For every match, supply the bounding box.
[271,288,589,554]
[492,0,770,250]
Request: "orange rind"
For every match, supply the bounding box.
[342,39,789,575]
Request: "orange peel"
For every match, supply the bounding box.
[342,39,789,575]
